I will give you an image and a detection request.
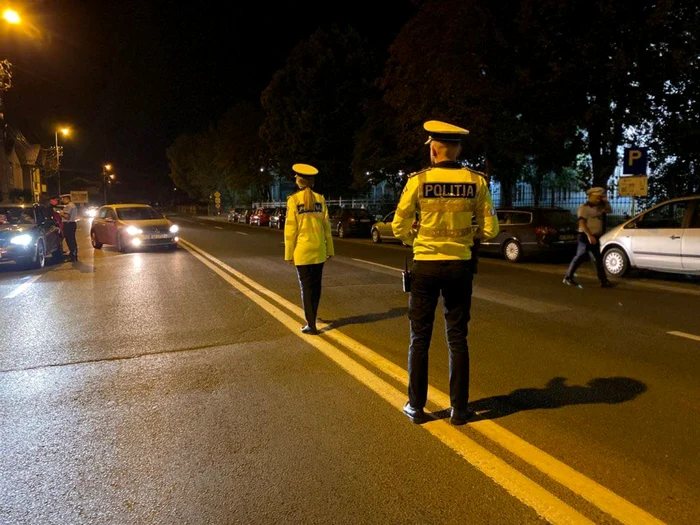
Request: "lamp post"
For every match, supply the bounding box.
[55,127,70,195]
[1,10,20,202]
[102,164,113,204]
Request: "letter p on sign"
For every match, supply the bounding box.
[622,147,647,175]
[628,150,642,166]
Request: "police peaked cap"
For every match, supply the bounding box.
[292,163,319,177]
[424,120,470,144]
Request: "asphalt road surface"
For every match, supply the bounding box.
[1,216,699,525]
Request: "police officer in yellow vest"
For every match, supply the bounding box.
[392,121,499,425]
[285,163,335,335]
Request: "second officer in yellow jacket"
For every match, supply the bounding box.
[392,120,499,425]
[285,163,335,335]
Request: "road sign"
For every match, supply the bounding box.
[70,190,89,203]
[622,147,648,175]
[214,191,221,199]
[619,176,648,197]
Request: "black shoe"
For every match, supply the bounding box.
[450,407,475,426]
[600,280,614,288]
[301,325,318,335]
[562,276,579,286]
[403,402,426,424]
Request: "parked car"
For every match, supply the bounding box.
[237,209,253,224]
[0,203,63,268]
[371,211,400,243]
[90,204,179,252]
[250,208,273,226]
[601,195,700,276]
[329,207,374,238]
[478,207,579,262]
[227,208,239,222]
[269,207,287,229]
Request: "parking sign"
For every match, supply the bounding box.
[622,147,648,175]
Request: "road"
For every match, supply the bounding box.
[1,216,699,524]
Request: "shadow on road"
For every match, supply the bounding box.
[431,376,647,422]
[320,307,408,330]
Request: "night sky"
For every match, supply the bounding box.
[2,0,415,201]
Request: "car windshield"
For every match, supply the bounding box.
[116,207,163,220]
[540,210,577,229]
[349,208,371,219]
[0,207,36,225]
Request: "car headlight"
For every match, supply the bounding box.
[87,209,97,218]
[169,224,179,233]
[126,226,143,235]
[10,234,33,246]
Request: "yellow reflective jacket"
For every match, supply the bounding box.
[391,162,499,260]
[284,190,335,265]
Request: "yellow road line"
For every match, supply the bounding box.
[181,239,666,525]
[668,331,700,343]
[181,239,593,524]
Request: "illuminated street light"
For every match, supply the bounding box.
[2,9,21,25]
[102,164,115,204]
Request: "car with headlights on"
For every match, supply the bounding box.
[90,204,180,252]
[0,203,63,268]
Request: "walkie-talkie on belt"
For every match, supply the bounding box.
[402,257,412,293]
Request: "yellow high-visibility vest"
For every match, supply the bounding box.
[284,191,335,265]
[392,164,499,260]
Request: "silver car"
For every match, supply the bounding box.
[600,195,700,276]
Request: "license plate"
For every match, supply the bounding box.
[360,219,370,223]
[148,234,170,239]
[559,234,575,240]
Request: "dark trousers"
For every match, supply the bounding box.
[566,233,606,282]
[296,263,324,328]
[64,222,78,258]
[408,260,474,410]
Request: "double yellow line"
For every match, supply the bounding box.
[181,239,664,525]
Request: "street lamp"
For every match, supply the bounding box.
[2,9,21,25]
[102,164,113,204]
[55,127,70,195]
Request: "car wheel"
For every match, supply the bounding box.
[604,247,629,277]
[338,225,345,238]
[503,240,522,262]
[32,240,46,269]
[91,231,103,249]
[372,229,382,243]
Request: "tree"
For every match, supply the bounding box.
[166,132,218,200]
[260,25,381,197]
[381,0,700,200]
[351,99,417,192]
[215,102,272,201]
[381,0,570,204]
[521,0,700,188]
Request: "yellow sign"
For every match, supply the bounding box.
[619,176,648,197]
[214,191,221,199]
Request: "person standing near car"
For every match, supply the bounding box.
[60,193,78,261]
[49,195,64,239]
[285,164,335,335]
[392,120,499,426]
[563,187,614,288]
